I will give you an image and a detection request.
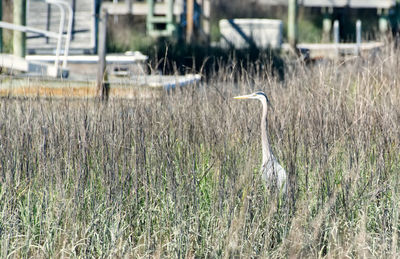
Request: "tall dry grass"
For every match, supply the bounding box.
[1,44,400,258]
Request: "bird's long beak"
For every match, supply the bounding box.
[233,94,252,99]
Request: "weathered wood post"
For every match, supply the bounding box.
[126,0,132,13]
[13,0,26,57]
[97,7,109,99]
[322,7,333,43]
[186,0,194,43]
[397,0,400,33]
[355,20,361,56]
[0,0,2,52]
[333,20,339,57]
[202,0,211,43]
[46,4,51,43]
[378,8,389,35]
[288,0,298,49]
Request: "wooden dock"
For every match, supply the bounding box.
[0,74,201,99]
[282,42,384,59]
[27,0,98,54]
[101,1,183,16]
[257,0,395,8]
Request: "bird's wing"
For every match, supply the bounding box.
[261,156,287,190]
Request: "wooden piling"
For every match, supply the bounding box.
[13,0,26,57]
[378,8,389,35]
[186,0,194,43]
[333,20,339,44]
[202,0,211,43]
[97,8,109,99]
[322,7,332,43]
[356,20,361,56]
[288,0,298,49]
[126,0,132,13]
[0,0,2,52]
[333,20,339,57]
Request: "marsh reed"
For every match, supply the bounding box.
[1,44,400,258]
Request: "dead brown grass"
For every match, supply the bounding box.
[0,43,400,258]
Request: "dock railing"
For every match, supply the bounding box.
[0,0,73,76]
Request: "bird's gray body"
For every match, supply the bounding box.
[262,154,287,192]
[234,91,287,192]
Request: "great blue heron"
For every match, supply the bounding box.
[234,91,287,192]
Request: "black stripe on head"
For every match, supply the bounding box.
[255,91,270,103]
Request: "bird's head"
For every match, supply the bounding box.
[234,91,271,106]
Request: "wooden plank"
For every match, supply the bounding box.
[299,0,395,8]
[102,2,183,16]
[257,0,396,8]
[0,54,68,77]
[295,42,384,59]
[26,0,97,54]
[26,53,148,64]
[0,74,200,99]
[219,19,283,49]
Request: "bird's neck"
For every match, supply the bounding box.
[261,105,272,163]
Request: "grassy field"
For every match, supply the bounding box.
[1,45,400,258]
